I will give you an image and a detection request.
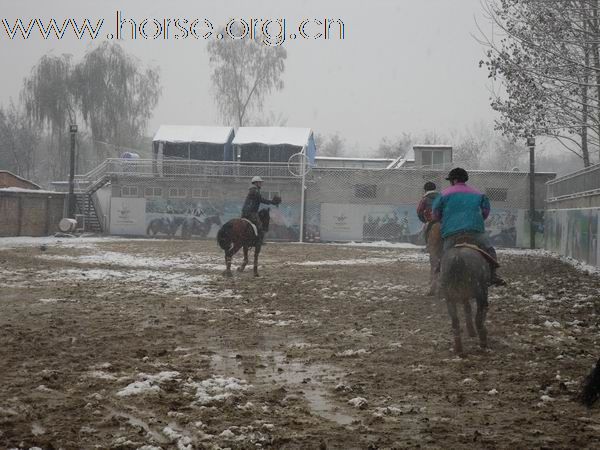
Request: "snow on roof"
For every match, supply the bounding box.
[232,127,312,146]
[153,125,234,144]
[0,170,42,189]
[0,187,62,194]
[412,144,452,148]
[316,156,395,162]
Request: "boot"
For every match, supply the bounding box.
[490,266,506,286]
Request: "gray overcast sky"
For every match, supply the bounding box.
[0,0,495,153]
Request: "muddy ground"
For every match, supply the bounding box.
[0,237,599,449]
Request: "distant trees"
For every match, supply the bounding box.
[208,29,286,127]
[0,102,40,179]
[13,42,161,181]
[480,0,600,167]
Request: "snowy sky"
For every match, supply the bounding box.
[0,0,496,153]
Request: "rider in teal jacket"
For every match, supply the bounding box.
[432,168,506,286]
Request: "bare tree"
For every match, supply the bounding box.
[73,42,161,165]
[208,31,287,126]
[479,0,600,167]
[21,54,75,179]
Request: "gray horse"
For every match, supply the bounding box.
[439,246,491,355]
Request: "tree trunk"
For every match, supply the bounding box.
[592,0,600,165]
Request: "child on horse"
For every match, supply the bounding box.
[241,176,281,243]
[432,168,506,287]
[417,181,441,244]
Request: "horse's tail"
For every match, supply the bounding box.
[146,221,153,235]
[441,252,467,288]
[217,222,233,251]
[579,357,600,407]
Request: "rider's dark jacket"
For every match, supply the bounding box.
[242,185,275,218]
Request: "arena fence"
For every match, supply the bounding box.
[69,158,553,248]
[544,162,600,267]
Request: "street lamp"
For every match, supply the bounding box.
[527,137,536,249]
[68,124,78,218]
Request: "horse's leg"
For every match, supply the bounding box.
[237,246,249,272]
[446,299,463,355]
[463,299,477,338]
[253,244,261,277]
[223,243,242,277]
[428,252,439,296]
[475,289,489,349]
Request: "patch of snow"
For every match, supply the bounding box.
[335,349,369,357]
[295,257,398,266]
[188,376,250,405]
[116,371,180,397]
[544,320,561,329]
[335,241,423,249]
[348,397,368,409]
[0,236,123,250]
[488,389,499,395]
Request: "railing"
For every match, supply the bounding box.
[75,158,298,183]
[546,163,600,201]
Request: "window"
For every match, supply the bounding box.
[354,184,377,199]
[421,150,444,166]
[121,186,138,197]
[192,188,209,199]
[145,187,162,198]
[421,150,432,166]
[486,188,508,202]
[432,151,444,166]
[169,187,187,198]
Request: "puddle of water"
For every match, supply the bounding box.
[209,351,355,426]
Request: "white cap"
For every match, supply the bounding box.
[251,176,264,183]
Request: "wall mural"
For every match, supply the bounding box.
[307,202,532,247]
[109,196,301,241]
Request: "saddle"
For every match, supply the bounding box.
[240,218,258,237]
[454,243,500,268]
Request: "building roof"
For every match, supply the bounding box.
[232,127,313,146]
[413,144,453,149]
[153,125,234,144]
[316,156,395,162]
[0,170,42,189]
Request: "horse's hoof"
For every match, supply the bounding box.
[237,266,245,273]
[254,272,260,277]
[222,270,233,278]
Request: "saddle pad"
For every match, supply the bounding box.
[241,218,258,237]
[454,243,500,268]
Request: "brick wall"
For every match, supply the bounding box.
[0,191,67,237]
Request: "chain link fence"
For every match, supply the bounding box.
[70,158,554,248]
[303,164,553,248]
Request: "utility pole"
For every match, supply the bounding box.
[68,124,78,218]
[527,137,536,249]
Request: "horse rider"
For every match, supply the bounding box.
[417,181,441,244]
[432,168,506,286]
[241,176,280,243]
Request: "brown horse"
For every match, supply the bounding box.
[426,222,443,295]
[217,208,270,277]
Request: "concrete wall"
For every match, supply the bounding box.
[545,194,600,268]
[0,191,67,236]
